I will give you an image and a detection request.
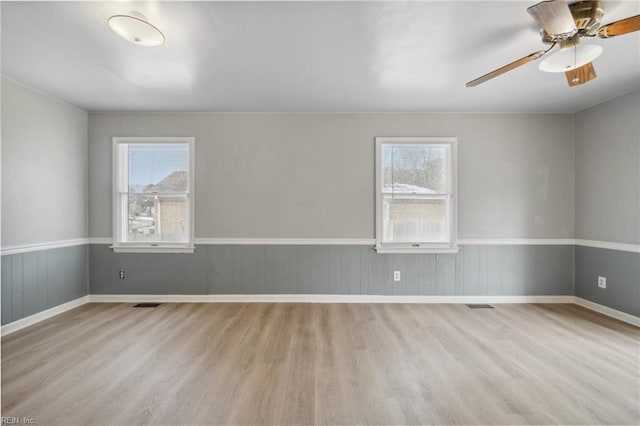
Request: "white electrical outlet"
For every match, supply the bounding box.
[598,276,607,289]
[393,271,401,282]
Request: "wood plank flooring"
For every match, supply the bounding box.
[2,303,639,425]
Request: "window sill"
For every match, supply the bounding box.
[110,245,195,254]
[374,246,459,254]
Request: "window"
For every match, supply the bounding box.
[375,137,457,253]
[113,137,194,253]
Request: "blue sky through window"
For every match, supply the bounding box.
[128,144,189,192]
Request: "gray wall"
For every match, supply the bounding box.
[574,89,640,316]
[90,244,574,297]
[3,82,638,323]
[575,246,639,317]
[1,78,89,324]
[1,246,88,325]
[575,89,640,245]
[1,77,88,247]
[88,112,575,239]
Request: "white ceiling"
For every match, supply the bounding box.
[2,1,639,113]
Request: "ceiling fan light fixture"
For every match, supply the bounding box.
[538,44,602,73]
[108,13,164,47]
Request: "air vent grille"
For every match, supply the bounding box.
[465,304,494,309]
[133,303,161,308]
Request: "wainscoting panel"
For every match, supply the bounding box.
[89,244,209,295]
[575,246,640,317]
[89,244,574,297]
[5,242,637,330]
[1,245,88,325]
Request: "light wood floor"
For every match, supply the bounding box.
[2,303,639,425]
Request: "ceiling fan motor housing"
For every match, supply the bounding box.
[541,0,605,43]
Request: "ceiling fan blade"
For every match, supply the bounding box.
[527,0,578,38]
[597,15,640,38]
[565,62,597,86]
[466,47,552,87]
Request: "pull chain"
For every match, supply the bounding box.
[572,45,579,83]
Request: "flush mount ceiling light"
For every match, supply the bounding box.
[539,43,602,72]
[108,12,164,47]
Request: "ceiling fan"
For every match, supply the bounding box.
[466,0,640,87]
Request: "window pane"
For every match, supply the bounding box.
[128,144,189,192]
[382,144,447,195]
[127,194,188,243]
[382,198,449,243]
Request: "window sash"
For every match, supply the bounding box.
[382,198,452,243]
[118,193,191,244]
[113,137,194,251]
[375,137,457,253]
[382,194,450,200]
[119,191,190,196]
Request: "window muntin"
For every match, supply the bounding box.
[376,137,457,253]
[113,137,194,252]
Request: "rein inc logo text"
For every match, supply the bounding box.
[1,418,35,425]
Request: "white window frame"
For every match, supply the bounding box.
[375,136,458,254]
[112,136,195,254]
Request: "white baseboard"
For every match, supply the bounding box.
[88,294,574,304]
[573,297,640,327]
[3,295,636,336]
[1,296,90,336]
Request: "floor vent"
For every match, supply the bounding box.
[133,303,161,308]
[466,304,494,309]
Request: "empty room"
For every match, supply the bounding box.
[1,1,639,425]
